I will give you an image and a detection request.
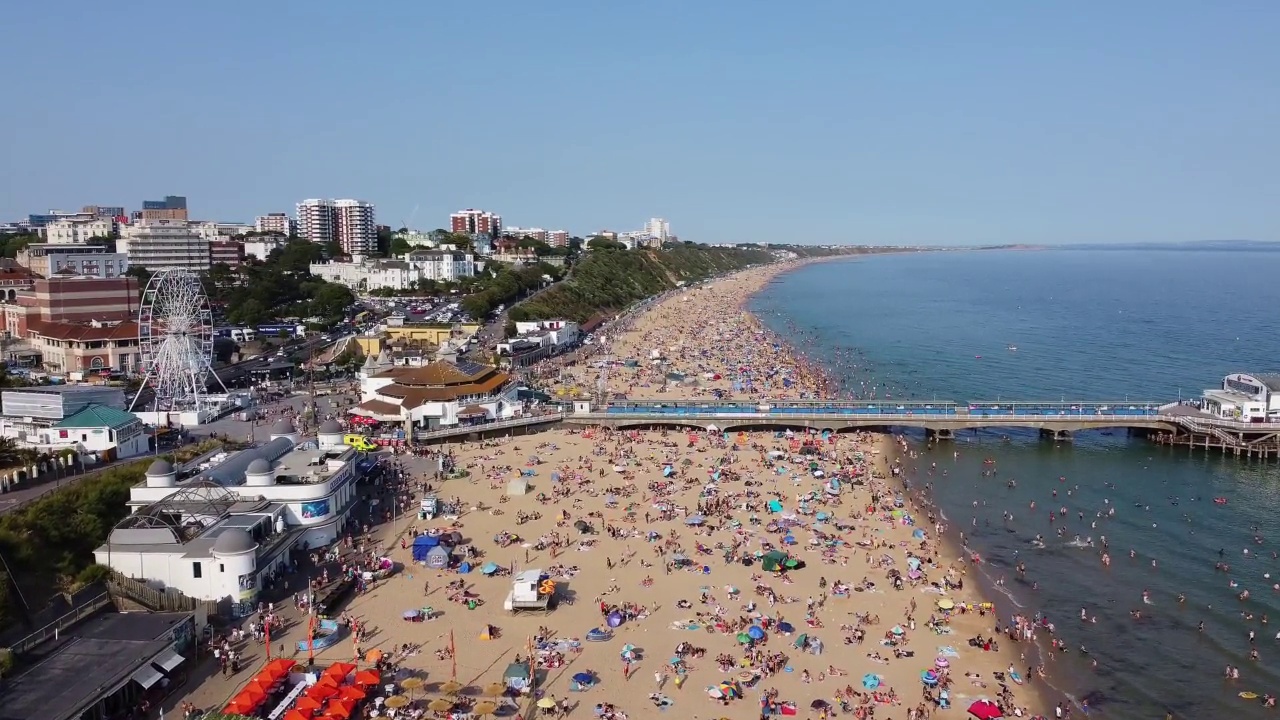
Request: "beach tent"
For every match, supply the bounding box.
[411,535,440,562]
[761,550,788,572]
[766,500,784,514]
[508,477,530,496]
[504,661,532,691]
[424,545,451,569]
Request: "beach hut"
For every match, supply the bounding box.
[507,476,530,496]
[424,545,451,569]
[411,535,440,562]
[761,550,788,572]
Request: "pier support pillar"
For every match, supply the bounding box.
[1040,429,1072,442]
[926,428,954,442]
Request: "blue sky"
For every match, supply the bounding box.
[3,1,1277,246]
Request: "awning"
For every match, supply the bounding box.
[457,404,487,418]
[153,648,185,673]
[132,664,164,689]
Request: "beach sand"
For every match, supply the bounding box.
[285,265,1053,719]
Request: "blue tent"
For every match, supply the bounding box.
[411,535,440,562]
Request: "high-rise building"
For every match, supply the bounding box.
[295,199,336,246]
[450,209,502,239]
[254,212,295,237]
[81,206,126,220]
[295,199,377,255]
[504,227,548,242]
[644,218,670,242]
[547,231,570,248]
[117,220,210,272]
[132,196,188,222]
[334,200,377,255]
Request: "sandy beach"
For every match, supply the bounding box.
[267,263,1049,717]
[187,263,1054,720]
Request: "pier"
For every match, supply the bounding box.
[411,400,1280,458]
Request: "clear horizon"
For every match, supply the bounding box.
[2,1,1277,246]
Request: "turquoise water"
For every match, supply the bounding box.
[750,249,1280,719]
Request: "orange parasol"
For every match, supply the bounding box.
[265,657,298,676]
[238,685,267,706]
[223,698,258,716]
[364,648,384,663]
[307,683,339,701]
[353,668,381,687]
[315,674,341,688]
[295,696,324,713]
[283,711,312,720]
[338,685,366,702]
[324,662,357,680]
[324,698,356,718]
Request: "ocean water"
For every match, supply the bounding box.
[749,249,1280,720]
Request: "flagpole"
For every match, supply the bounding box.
[449,629,457,681]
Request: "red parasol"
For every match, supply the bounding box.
[284,711,313,720]
[338,685,367,702]
[307,683,340,701]
[968,700,1003,720]
[353,668,381,686]
[295,697,324,713]
[324,662,357,680]
[264,657,298,677]
[324,698,356,718]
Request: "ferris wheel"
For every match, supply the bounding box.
[129,268,227,414]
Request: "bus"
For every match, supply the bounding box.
[256,324,305,338]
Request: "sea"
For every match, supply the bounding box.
[748,248,1280,720]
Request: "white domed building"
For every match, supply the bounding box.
[95,422,365,604]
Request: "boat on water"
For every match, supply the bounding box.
[1006,344,1018,352]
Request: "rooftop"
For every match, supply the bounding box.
[54,403,141,430]
[0,611,192,720]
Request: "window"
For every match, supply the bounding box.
[219,563,225,573]
[192,562,202,578]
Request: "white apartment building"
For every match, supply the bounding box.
[334,199,376,255]
[42,218,114,244]
[243,234,289,262]
[404,250,475,282]
[295,199,376,255]
[190,222,252,242]
[118,220,210,272]
[254,213,295,237]
[645,218,671,242]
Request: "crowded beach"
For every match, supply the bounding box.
[189,265,1051,720]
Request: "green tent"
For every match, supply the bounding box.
[761,550,788,572]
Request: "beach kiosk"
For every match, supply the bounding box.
[503,568,554,614]
[419,496,439,520]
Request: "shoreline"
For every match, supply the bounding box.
[733,260,1060,715]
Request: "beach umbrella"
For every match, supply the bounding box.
[237,685,267,706]
[536,698,557,709]
[339,685,366,702]
[440,680,464,695]
[307,684,339,701]
[363,648,384,664]
[968,700,1003,720]
[428,699,455,713]
[295,697,324,712]
[685,515,706,525]
[400,677,425,693]
[384,696,411,709]
[223,697,259,716]
[891,625,905,635]
[473,701,498,717]
[607,612,624,628]
[572,672,596,685]
[937,598,955,610]
[935,657,950,669]
[921,671,939,687]
[747,626,766,640]
[736,632,752,644]
[862,674,881,690]
[354,669,381,686]
[265,657,298,677]
[482,682,507,697]
[810,699,830,709]
[776,621,795,633]
[324,662,357,680]
[481,562,500,575]
[706,687,724,698]
[324,699,355,718]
